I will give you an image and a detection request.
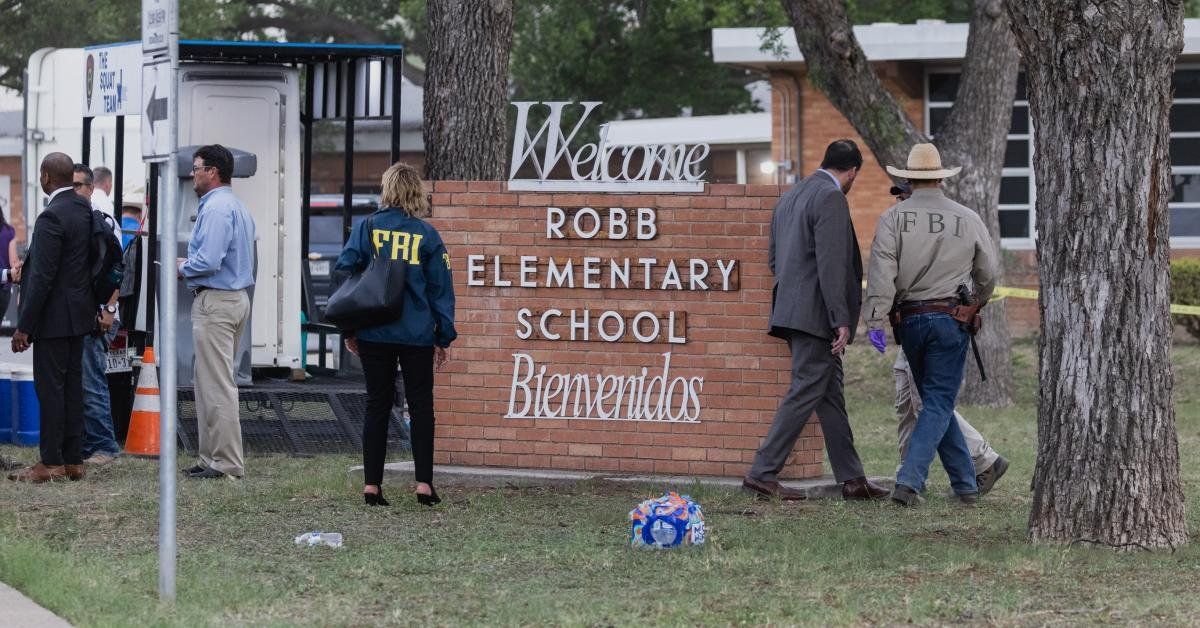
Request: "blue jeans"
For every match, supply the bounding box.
[82,319,121,459]
[896,313,978,495]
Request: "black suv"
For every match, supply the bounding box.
[306,194,379,320]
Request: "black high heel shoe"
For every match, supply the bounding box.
[363,487,391,506]
[416,487,441,506]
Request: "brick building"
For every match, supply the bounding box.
[713,19,1200,333]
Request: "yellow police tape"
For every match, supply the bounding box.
[857,282,1200,316]
[992,286,1200,317]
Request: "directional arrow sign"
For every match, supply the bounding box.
[145,84,168,126]
[141,61,172,162]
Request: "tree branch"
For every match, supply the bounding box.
[780,0,924,170]
[235,1,386,42]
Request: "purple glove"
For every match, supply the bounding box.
[868,329,887,353]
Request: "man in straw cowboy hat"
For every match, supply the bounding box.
[743,139,889,502]
[888,184,1010,496]
[865,143,997,506]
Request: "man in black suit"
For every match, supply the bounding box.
[743,140,889,501]
[8,152,96,483]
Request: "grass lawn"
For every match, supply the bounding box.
[4,341,1200,626]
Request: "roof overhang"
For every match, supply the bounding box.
[179,40,404,64]
[714,18,1200,69]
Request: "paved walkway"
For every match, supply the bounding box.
[353,461,893,500]
[0,582,72,627]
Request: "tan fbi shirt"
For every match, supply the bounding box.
[864,187,998,329]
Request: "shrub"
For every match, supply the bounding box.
[1171,259,1200,342]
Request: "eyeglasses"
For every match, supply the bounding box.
[191,164,214,173]
[72,182,91,188]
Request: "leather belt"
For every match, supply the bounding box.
[192,286,210,296]
[896,299,957,317]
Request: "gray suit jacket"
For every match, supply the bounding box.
[768,172,863,342]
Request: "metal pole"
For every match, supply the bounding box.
[390,57,401,164]
[114,115,125,220]
[301,63,314,264]
[82,117,93,165]
[342,59,356,242]
[146,164,158,338]
[157,0,179,602]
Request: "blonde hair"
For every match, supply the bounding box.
[379,162,430,217]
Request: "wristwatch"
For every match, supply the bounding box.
[101,304,117,314]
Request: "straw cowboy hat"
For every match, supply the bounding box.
[886,143,962,180]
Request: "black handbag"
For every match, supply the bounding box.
[324,218,408,331]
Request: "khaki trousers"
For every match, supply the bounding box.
[192,289,250,477]
[894,350,998,475]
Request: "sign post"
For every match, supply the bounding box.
[142,0,178,603]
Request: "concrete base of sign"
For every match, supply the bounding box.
[352,461,894,500]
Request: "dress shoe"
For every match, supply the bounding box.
[7,463,66,483]
[64,464,86,481]
[891,484,923,507]
[188,467,227,479]
[842,477,890,501]
[184,464,207,475]
[976,456,1009,496]
[364,486,391,506]
[741,476,806,500]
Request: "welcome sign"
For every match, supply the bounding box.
[431,181,820,479]
[507,101,711,192]
[464,205,740,423]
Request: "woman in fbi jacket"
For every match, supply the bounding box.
[336,162,457,507]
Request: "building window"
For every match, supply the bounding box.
[1171,69,1200,243]
[926,71,1033,247]
[928,68,1200,248]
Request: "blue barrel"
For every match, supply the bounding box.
[13,367,38,447]
[0,365,10,443]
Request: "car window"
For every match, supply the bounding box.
[308,214,371,245]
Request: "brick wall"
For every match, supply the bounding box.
[427,180,825,479]
[798,62,926,256]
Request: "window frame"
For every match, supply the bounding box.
[925,63,1200,250]
[1170,63,1200,247]
[924,66,1036,250]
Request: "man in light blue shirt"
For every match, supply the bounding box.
[176,144,256,480]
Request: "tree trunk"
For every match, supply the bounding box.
[424,0,514,180]
[780,0,1016,406]
[1008,0,1188,549]
[936,0,1019,406]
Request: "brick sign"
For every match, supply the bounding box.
[430,181,825,479]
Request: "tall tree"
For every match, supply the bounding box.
[779,0,1019,406]
[1008,0,1188,549]
[510,1,782,140]
[423,0,514,180]
[0,0,426,92]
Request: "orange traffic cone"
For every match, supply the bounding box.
[124,346,161,457]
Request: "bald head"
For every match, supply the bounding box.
[40,152,74,194]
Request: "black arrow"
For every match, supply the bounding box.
[145,84,168,135]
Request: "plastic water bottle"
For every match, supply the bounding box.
[294,531,343,548]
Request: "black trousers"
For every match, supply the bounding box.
[33,335,85,466]
[358,340,436,486]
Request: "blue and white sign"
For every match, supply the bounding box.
[82,42,142,117]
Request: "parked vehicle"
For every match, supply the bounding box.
[306,194,379,320]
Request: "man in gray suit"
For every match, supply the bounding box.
[743,140,889,501]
